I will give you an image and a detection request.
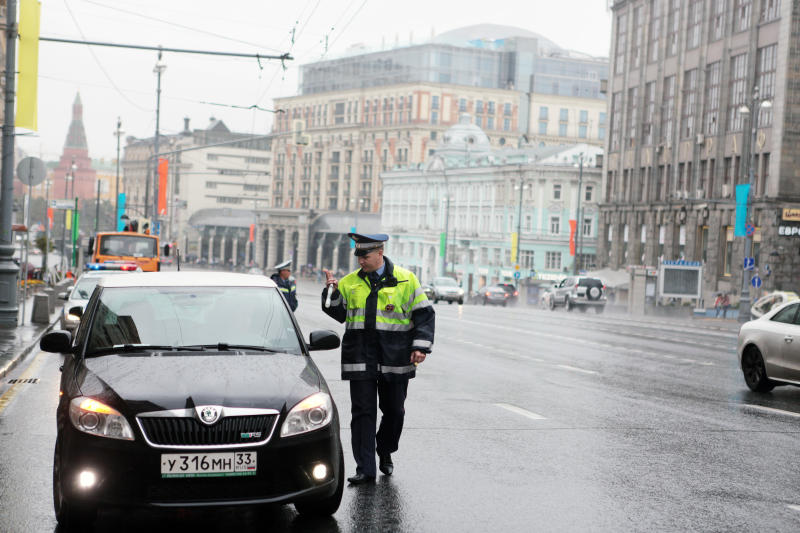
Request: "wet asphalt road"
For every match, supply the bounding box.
[2,284,800,532]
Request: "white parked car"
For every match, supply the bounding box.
[737,300,800,392]
[750,291,799,319]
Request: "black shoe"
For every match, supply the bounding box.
[347,473,375,485]
[379,454,393,476]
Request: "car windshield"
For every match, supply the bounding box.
[434,278,457,286]
[85,286,302,356]
[72,279,100,299]
[99,235,158,258]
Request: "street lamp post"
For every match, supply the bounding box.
[513,164,528,270]
[114,117,123,231]
[43,178,51,275]
[573,153,585,275]
[737,86,772,323]
[61,160,75,272]
[94,176,101,233]
[151,51,166,228]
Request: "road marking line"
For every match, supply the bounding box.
[0,351,46,415]
[556,364,598,375]
[741,404,800,418]
[787,504,800,512]
[494,403,547,420]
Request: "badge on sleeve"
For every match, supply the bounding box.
[385,304,395,312]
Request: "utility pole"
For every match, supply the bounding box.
[153,50,166,230]
[43,179,51,275]
[114,117,123,231]
[0,0,19,326]
[515,164,524,266]
[573,153,585,275]
[94,176,101,233]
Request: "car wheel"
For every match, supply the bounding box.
[548,297,555,311]
[458,299,463,305]
[482,298,487,306]
[565,298,573,311]
[448,300,453,305]
[741,346,776,392]
[53,437,97,529]
[294,447,344,516]
[433,298,438,304]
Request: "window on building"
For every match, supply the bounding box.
[728,54,748,131]
[476,100,484,113]
[686,0,703,49]
[431,111,438,125]
[648,0,662,63]
[539,106,548,120]
[476,116,483,128]
[757,44,777,127]
[661,76,675,143]
[503,103,512,116]
[761,0,780,21]
[559,108,569,122]
[641,82,655,145]
[503,118,511,132]
[579,125,588,139]
[615,12,628,74]
[734,0,752,31]
[666,0,680,57]
[539,121,547,135]
[545,251,562,270]
[579,110,588,123]
[559,123,568,136]
[487,117,495,130]
[626,86,639,146]
[681,69,698,138]
[205,181,217,189]
[582,217,593,237]
[488,101,496,114]
[598,111,607,141]
[459,98,467,112]
[432,95,440,109]
[704,61,721,135]
[553,184,562,200]
[630,6,643,69]
[520,250,535,269]
[585,186,594,202]
[724,226,734,275]
[611,92,622,150]
[550,216,561,234]
[710,0,725,41]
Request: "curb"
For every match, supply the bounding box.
[0,314,61,380]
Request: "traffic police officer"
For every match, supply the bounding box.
[321,233,435,484]
[271,259,298,311]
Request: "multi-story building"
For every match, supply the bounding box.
[382,114,603,291]
[257,25,608,271]
[600,0,799,305]
[122,118,271,264]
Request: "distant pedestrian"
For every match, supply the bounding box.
[721,293,731,318]
[271,259,298,311]
[714,293,722,317]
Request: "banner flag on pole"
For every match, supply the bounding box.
[568,219,577,256]
[249,224,255,242]
[734,184,751,237]
[72,211,80,243]
[439,232,446,257]
[157,158,168,216]
[16,0,41,131]
[65,209,72,230]
[510,232,519,263]
[117,193,126,231]
[47,207,53,228]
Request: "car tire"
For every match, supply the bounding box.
[548,297,555,311]
[741,346,776,392]
[433,298,438,304]
[587,286,601,300]
[482,298,487,306]
[502,301,507,307]
[294,447,344,517]
[448,300,453,305]
[458,299,463,305]
[565,298,573,311]
[53,437,97,529]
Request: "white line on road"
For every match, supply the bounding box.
[494,403,547,420]
[787,504,800,513]
[741,404,800,418]
[556,364,598,375]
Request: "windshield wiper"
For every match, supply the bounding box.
[87,344,204,356]
[180,343,290,353]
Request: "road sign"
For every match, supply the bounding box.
[513,271,521,280]
[751,275,762,289]
[743,257,755,271]
[16,157,46,186]
[745,223,755,236]
[763,264,772,277]
[50,199,74,210]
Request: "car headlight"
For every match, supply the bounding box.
[69,397,135,441]
[457,288,464,296]
[280,392,333,437]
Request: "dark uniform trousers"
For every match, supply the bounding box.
[349,375,409,477]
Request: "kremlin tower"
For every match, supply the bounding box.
[52,93,96,203]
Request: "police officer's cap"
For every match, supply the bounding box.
[273,259,292,271]
[348,233,388,257]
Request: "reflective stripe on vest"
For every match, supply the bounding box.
[379,364,416,375]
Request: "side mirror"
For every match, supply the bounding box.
[308,329,340,351]
[68,306,83,319]
[58,291,69,300]
[87,236,95,255]
[40,330,72,353]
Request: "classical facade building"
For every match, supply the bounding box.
[600,0,800,304]
[122,118,271,265]
[256,25,608,272]
[382,115,602,291]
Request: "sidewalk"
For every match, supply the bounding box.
[0,289,65,379]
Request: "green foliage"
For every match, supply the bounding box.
[35,234,54,253]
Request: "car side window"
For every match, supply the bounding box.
[771,304,799,325]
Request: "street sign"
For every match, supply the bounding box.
[50,199,75,210]
[743,257,755,271]
[745,223,755,236]
[16,157,46,186]
[763,264,772,277]
[751,275,762,289]
[513,271,521,280]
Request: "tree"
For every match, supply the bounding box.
[35,234,54,254]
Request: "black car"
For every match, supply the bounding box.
[41,272,344,528]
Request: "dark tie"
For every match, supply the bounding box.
[369,272,380,287]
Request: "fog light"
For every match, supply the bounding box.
[311,463,327,480]
[78,470,96,489]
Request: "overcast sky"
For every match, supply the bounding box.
[17,0,612,163]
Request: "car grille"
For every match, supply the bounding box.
[139,415,278,447]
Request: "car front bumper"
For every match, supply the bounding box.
[57,420,342,509]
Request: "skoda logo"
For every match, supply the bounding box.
[197,405,222,425]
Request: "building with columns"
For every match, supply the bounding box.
[600,0,800,306]
[381,115,603,291]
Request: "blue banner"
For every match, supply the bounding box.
[117,193,126,231]
[734,184,750,237]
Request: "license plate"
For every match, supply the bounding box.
[160,452,257,478]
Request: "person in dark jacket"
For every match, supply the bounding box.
[322,233,435,485]
[271,259,298,311]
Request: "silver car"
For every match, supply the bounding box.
[59,270,137,331]
[738,300,800,392]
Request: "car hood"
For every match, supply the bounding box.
[79,353,321,414]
